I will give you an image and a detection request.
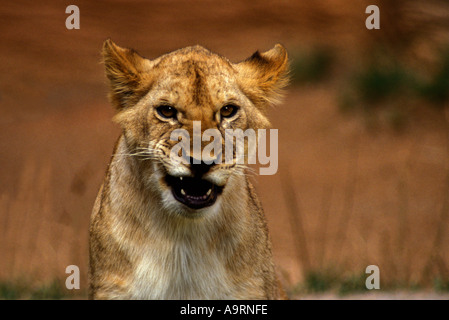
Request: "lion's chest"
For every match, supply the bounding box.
[130,240,235,299]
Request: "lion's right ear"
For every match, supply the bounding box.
[102,39,153,110]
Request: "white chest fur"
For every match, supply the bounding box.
[130,237,234,300]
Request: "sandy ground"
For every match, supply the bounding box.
[299,291,449,300]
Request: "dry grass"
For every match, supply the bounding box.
[276,102,449,292]
[0,158,85,283]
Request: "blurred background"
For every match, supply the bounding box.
[1,0,449,299]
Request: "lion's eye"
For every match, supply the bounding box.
[220,105,239,119]
[156,105,177,119]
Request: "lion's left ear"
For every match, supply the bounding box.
[235,44,289,109]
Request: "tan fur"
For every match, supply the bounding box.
[89,39,289,299]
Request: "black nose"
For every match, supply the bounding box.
[189,157,216,176]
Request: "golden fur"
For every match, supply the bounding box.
[88,39,289,299]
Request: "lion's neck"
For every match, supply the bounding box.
[105,139,251,299]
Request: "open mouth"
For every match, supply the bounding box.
[165,175,223,209]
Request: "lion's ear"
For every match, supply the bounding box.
[102,39,153,110]
[235,44,289,109]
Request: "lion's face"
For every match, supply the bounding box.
[103,40,288,214]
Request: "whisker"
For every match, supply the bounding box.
[234,164,258,177]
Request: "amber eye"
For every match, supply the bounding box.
[156,105,177,119]
[220,104,239,119]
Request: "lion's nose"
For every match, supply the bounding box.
[188,156,217,177]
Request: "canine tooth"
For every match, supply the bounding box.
[206,189,212,196]
[180,177,183,181]
[181,189,186,195]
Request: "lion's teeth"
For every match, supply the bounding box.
[181,189,186,195]
[206,189,212,196]
[179,177,183,181]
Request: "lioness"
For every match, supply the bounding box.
[89,39,289,299]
